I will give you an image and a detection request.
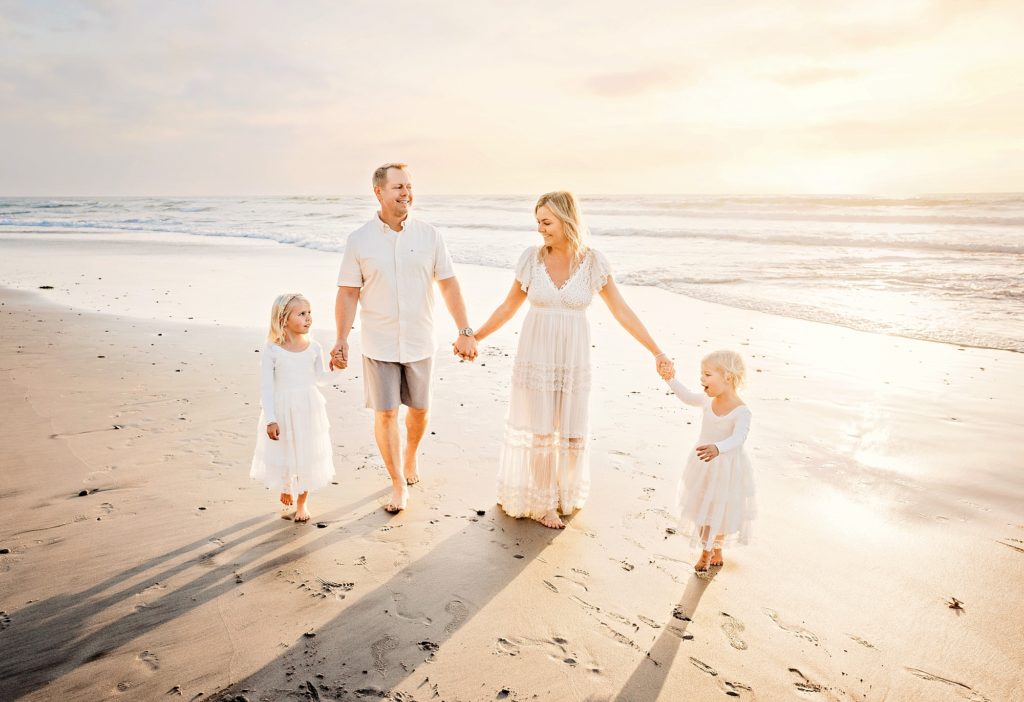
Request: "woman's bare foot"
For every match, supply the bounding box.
[710,548,724,567]
[694,550,711,572]
[384,484,409,514]
[533,510,565,529]
[279,492,293,506]
[294,492,310,523]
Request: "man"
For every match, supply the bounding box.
[332,163,477,513]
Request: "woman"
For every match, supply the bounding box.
[472,192,673,528]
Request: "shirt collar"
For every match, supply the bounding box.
[376,213,408,233]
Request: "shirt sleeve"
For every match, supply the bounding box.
[514,246,536,292]
[590,249,613,292]
[715,408,752,454]
[433,228,456,281]
[337,233,363,287]
[666,378,709,407]
[311,340,338,385]
[260,344,277,424]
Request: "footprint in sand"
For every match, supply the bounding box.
[905,667,991,702]
[494,637,521,656]
[444,599,469,633]
[763,608,819,643]
[788,667,823,693]
[137,650,160,671]
[370,635,399,673]
[690,657,718,676]
[720,612,748,650]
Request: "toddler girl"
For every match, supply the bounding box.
[661,350,755,572]
[251,293,338,522]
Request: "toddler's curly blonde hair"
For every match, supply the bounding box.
[702,349,746,390]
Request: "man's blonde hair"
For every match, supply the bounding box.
[535,190,589,264]
[268,293,310,345]
[372,163,409,190]
[702,349,746,390]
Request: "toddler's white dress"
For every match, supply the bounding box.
[667,378,756,550]
[250,340,336,499]
[496,245,612,519]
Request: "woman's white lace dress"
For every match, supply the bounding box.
[496,245,612,519]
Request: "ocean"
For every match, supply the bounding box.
[2,194,1022,352]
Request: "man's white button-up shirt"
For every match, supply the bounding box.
[337,215,456,363]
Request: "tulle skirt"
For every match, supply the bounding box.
[677,450,756,550]
[250,386,335,499]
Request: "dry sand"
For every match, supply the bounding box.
[1,230,1022,701]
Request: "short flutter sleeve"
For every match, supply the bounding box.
[589,249,612,292]
[514,246,537,292]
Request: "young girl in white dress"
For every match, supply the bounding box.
[474,191,673,529]
[661,350,755,571]
[251,293,338,523]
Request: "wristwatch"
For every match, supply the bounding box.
[459,327,475,337]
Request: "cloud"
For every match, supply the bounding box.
[766,65,862,86]
[584,65,697,98]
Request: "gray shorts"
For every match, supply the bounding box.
[362,356,433,411]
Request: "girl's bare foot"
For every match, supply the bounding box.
[384,484,409,514]
[279,492,293,506]
[533,511,565,529]
[710,548,724,567]
[294,492,310,523]
[694,551,711,572]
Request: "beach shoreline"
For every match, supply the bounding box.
[1,231,1021,701]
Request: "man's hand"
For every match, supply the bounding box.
[267,422,280,441]
[453,335,478,361]
[695,444,719,462]
[330,340,349,370]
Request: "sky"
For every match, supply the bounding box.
[1,0,1022,196]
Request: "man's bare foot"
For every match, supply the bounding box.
[695,551,711,572]
[533,511,565,529]
[279,492,293,506]
[404,457,420,485]
[294,506,310,523]
[710,548,724,567]
[384,484,409,514]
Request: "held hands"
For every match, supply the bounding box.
[266,422,280,441]
[453,334,478,361]
[330,340,349,371]
[656,354,675,380]
[695,444,719,462]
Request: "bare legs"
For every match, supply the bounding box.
[695,526,726,572]
[375,406,429,513]
[403,407,428,485]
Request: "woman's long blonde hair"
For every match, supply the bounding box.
[535,191,589,264]
[268,293,310,345]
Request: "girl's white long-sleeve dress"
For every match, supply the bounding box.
[667,378,756,550]
[250,340,336,498]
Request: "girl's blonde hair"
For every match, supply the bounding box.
[268,293,310,345]
[535,191,589,264]
[702,349,746,389]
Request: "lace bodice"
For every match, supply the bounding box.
[515,246,612,310]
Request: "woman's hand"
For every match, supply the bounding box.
[656,355,674,379]
[267,422,280,441]
[696,444,719,462]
